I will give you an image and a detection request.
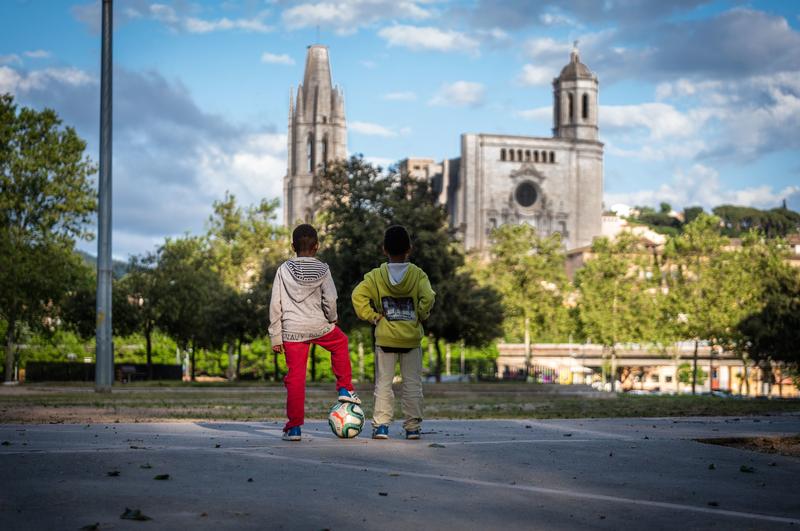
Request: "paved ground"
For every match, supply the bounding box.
[1,415,799,530]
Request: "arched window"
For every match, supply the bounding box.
[568,93,574,122]
[582,93,589,120]
[534,151,539,163]
[500,148,506,161]
[307,135,314,172]
[516,149,522,161]
[509,149,515,161]
[322,116,328,124]
[525,150,531,161]
[550,151,555,163]
[321,137,328,171]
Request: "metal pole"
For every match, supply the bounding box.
[95,0,113,392]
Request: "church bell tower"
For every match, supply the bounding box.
[284,45,347,227]
[553,43,599,142]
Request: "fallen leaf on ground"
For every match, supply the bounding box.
[120,508,151,521]
[707,501,719,507]
[708,464,715,470]
[740,465,755,473]
[379,492,388,496]
[428,443,446,448]
[140,464,152,469]
[153,474,170,480]
[80,523,99,530]
[107,470,120,477]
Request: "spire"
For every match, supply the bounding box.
[295,84,304,118]
[302,45,332,112]
[288,87,294,118]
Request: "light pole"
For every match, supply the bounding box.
[95,0,114,392]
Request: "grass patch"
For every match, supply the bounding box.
[0,383,798,423]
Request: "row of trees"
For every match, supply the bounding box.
[630,202,800,238]
[2,94,798,387]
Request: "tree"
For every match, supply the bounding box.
[663,214,725,393]
[155,236,226,381]
[575,233,654,391]
[736,235,800,387]
[479,224,571,378]
[315,156,503,381]
[206,192,285,379]
[116,252,161,378]
[0,94,96,381]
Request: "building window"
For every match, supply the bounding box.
[500,148,506,161]
[307,135,314,172]
[515,181,538,208]
[322,116,328,124]
[525,150,531,161]
[534,151,539,163]
[665,375,673,383]
[549,151,555,163]
[509,149,515,161]
[568,93,574,122]
[651,374,660,383]
[582,93,589,120]
[517,149,523,161]
[321,137,328,171]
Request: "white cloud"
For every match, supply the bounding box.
[604,164,800,211]
[24,50,51,59]
[149,3,272,33]
[378,25,479,54]
[517,64,554,86]
[350,121,398,137]
[429,81,485,107]
[185,15,271,33]
[0,54,22,65]
[261,52,295,65]
[383,91,417,101]
[282,1,433,35]
[0,66,95,94]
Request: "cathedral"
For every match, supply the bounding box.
[284,44,604,251]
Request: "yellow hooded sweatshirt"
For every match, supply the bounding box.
[351,262,436,349]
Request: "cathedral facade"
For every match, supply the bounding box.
[421,46,604,251]
[284,44,603,252]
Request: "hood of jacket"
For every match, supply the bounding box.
[281,257,330,302]
[376,262,425,294]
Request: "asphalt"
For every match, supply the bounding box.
[1,415,799,530]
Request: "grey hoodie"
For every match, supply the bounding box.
[268,257,338,345]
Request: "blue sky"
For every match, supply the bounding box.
[1,0,799,258]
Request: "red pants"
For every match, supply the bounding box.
[283,326,353,431]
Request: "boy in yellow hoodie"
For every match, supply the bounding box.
[351,225,435,440]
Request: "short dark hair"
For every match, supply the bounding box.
[384,225,411,256]
[292,224,318,253]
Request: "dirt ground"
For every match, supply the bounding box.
[697,435,800,457]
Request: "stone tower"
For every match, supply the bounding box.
[552,42,599,141]
[283,45,347,227]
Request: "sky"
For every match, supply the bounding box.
[1,0,799,259]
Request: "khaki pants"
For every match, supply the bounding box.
[373,346,423,431]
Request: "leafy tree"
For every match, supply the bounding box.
[575,233,654,390]
[315,156,503,381]
[683,206,704,225]
[155,236,226,381]
[736,235,800,385]
[206,192,285,378]
[116,252,161,378]
[713,205,800,238]
[0,94,96,381]
[315,156,392,330]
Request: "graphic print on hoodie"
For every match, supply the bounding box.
[268,257,338,345]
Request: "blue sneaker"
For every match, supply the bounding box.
[282,426,301,441]
[405,429,421,440]
[338,387,361,405]
[372,425,389,439]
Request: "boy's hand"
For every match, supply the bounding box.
[272,344,284,354]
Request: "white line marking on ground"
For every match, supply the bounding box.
[509,419,631,439]
[232,449,800,525]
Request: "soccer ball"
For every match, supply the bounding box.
[328,402,365,438]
